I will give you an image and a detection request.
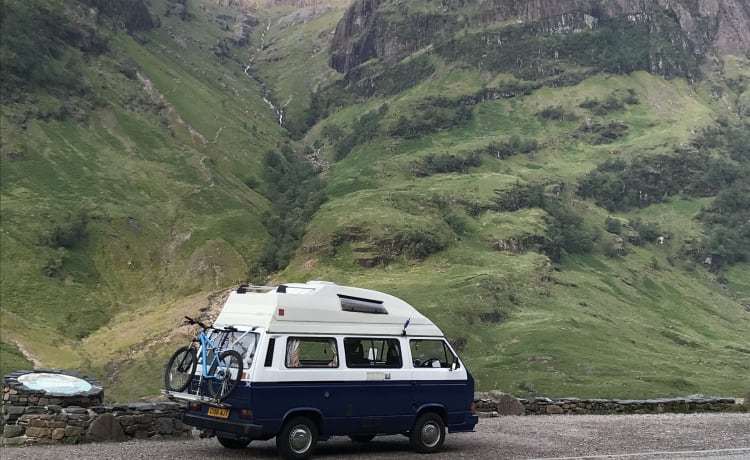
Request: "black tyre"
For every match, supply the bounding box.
[349,434,375,443]
[276,416,318,460]
[217,436,251,449]
[164,346,197,392]
[206,349,243,401]
[409,412,445,454]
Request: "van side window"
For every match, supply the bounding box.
[344,338,402,368]
[285,337,338,368]
[410,339,458,369]
[264,338,275,367]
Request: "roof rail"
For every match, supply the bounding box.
[236,283,319,294]
[236,284,276,293]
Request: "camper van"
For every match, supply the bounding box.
[167,281,478,459]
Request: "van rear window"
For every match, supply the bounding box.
[285,337,339,368]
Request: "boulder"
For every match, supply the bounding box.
[86,413,126,443]
[494,393,526,416]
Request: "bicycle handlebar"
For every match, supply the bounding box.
[183,316,238,333]
[184,316,210,330]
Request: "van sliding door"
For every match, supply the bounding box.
[337,337,412,435]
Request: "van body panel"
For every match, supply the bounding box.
[250,379,414,436]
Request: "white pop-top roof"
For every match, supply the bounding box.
[213,281,443,337]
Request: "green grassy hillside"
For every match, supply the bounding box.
[283,66,750,396]
[1,0,748,401]
[0,0,287,396]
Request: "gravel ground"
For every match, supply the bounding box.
[2,413,749,460]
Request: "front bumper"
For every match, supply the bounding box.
[448,412,480,433]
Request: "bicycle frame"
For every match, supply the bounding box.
[196,329,231,382]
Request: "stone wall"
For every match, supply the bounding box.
[1,401,190,446]
[475,391,743,416]
[2,370,190,446]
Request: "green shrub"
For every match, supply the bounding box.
[333,107,387,161]
[605,217,623,235]
[537,105,578,122]
[699,182,750,266]
[630,219,661,243]
[578,149,735,211]
[389,98,473,139]
[0,0,91,97]
[41,211,90,249]
[543,198,594,262]
[255,146,327,274]
[411,152,481,176]
[577,121,629,145]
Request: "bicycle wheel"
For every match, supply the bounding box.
[206,349,243,401]
[164,346,197,392]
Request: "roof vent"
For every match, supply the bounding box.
[338,294,387,314]
[277,285,287,293]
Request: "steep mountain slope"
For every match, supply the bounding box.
[1,0,748,401]
[281,0,750,397]
[330,0,750,73]
[0,0,288,392]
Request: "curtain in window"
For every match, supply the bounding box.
[286,339,300,367]
[327,340,338,367]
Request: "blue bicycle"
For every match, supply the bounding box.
[164,316,244,401]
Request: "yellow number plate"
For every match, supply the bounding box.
[207,407,230,419]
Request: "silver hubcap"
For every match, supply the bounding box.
[421,422,440,447]
[289,425,312,453]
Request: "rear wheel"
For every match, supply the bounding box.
[164,346,197,392]
[409,412,445,453]
[217,436,251,449]
[206,350,243,401]
[276,416,318,460]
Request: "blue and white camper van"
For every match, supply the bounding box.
[166,281,478,459]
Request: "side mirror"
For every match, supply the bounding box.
[450,361,458,371]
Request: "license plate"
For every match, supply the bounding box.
[207,407,230,419]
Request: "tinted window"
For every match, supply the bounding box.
[344,338,402,368]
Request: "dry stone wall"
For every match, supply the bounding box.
[475,391,742,416]
[1,370,190,446]
[1,402,190,446]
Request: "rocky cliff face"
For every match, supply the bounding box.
[330,0,750,74]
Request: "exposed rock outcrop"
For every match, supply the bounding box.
[330,0,750,75]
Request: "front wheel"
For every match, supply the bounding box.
[206,349,243,401]
[409,412,445,454]
[276,416,318,460]
[217,436,251,449]
[164,346,197,392]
